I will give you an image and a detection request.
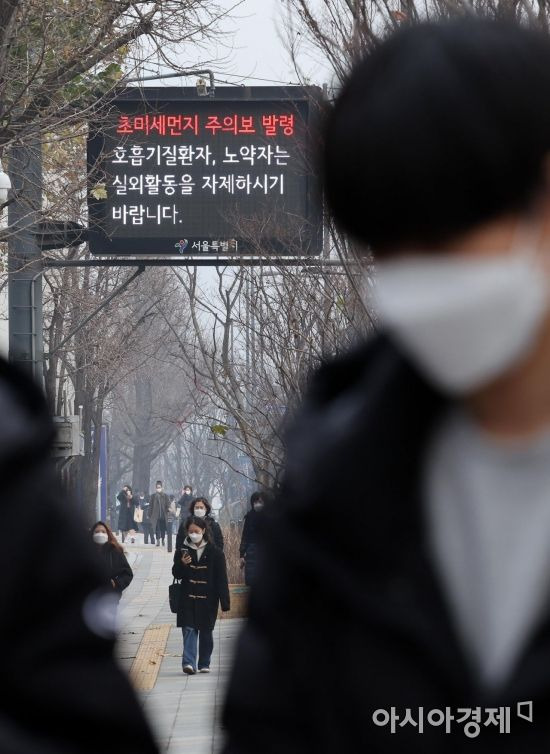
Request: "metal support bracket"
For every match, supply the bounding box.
[43,257,352,268]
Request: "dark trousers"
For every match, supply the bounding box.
[155,518,166,544]
[142,522,155,544]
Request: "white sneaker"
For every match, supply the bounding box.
[199,668,210,673]
[182,665,195,675]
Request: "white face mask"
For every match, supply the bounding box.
[93,532,108,545]
[194,508,206,518]
[253,502,264,511]
[372,249,549,394]
[188,532,203,544]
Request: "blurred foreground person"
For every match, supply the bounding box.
[238,491,266,586]
[172,516,230,674]
[92,521,133,599]
[223,18,550,753]
[0,364,157,751]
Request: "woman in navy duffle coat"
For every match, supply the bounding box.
[172,516,230,674]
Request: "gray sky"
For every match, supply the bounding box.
[214,0,299,84]
[144,0,332,89]
[215,0,332,86]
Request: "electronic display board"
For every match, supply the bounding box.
[87,86,322,255]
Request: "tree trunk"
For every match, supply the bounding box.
[132,373,154,495]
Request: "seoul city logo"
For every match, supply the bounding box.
[174,239,189,254]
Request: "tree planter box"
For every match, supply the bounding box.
[219,584,249,619]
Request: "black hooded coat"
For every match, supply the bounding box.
[222,334,550,753]
[239,504,262,586]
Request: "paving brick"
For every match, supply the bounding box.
[116,545,243,752]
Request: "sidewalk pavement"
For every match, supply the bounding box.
[116,543,243,753]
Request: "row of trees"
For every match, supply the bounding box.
[2,0,546,525]
[105,256,370,517]
[0,0,227,523]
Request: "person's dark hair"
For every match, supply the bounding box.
[183,484,193,492]
[185,515,209,540]
[91,520,123,553]
[126,485,132,494]
[323,18,550,254]
[190,496,212,516]
[155,480,162,487]
[250,491,269,509]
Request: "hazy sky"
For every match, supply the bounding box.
[213,0,300,84]
[216,0,333,84]
[148,0,332,89]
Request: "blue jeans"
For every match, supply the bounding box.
[182,626,214,671]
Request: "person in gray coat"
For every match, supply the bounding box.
[148,480,170,547]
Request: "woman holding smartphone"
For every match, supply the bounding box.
[172,516,230,675]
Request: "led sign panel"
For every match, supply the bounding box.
[87,87,322,255]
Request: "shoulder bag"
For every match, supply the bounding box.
[169,578,182,613]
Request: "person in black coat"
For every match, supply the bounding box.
[116,485,129,531]
[149,480,170,547]
[222,19,550,754]
[177,484,193,510]
[0,358,157,752]
[238,491,266,586]
[117,485,137,543]
[176,496,224,551]
[172,516,230,674]
[92,521,133,600]
[139,491,155,545]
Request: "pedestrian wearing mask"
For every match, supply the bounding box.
[117,486,137,544]
[176,496,224,551]
[223,19,550,753]
[138,491,155,545]
[166,494,179,553]
[238,491,266,587]
[149,480,170,548]
[91,521,133,599]
[116,484,129,538]
[177,484,194,510]
[173,516,230,675]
